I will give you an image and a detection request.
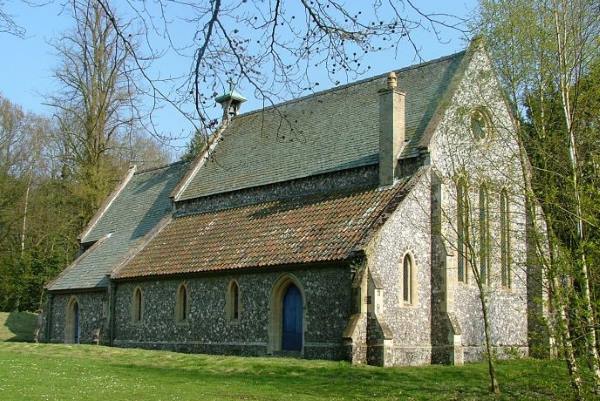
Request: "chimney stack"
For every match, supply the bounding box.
[378,71,405,186]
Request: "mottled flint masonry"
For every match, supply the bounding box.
[42,44,546,365]
[428,48,532,361]
[45,292,106,344]
[112,266,352,359]
[176,165,378,216]
[366,172,435,366]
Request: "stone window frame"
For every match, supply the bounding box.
[470,107,493,141]
[500,188,512,289]
[267,274,306,354]
[175,282,189,323]
[400,251,417,307]
[131,287,143,324]
[456,175,471,284]
[64,296,80,344]
[478,182,491,286]
[226,279,242,323]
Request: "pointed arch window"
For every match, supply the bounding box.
[457,177,470,282]
[471,108,492,140]
[479,184,490,285]
[227,280,241,321]
[175,283,188,322]
[500,189,511,288]
[402,254,415,305]
[132,287,143,323]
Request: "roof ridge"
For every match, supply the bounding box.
[134,159,188,175]
[110,215,173,279]
[231,49,467,120]
[171,121,230,201]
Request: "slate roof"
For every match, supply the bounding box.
[47,161,188,291]
[113,173,421,279]
[178,51,466,201]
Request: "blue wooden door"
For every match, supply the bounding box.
[73,302,80,344]
[282,285,302,351]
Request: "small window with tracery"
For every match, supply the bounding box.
[471,108,491,140]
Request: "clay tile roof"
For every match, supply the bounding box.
[113,173,420,279]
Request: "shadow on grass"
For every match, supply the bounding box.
[103,357,498,400]
[1,311,37,342]
[0,343,573,400]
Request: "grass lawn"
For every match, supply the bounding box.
[0,311,37,342]
[0,342,574,401]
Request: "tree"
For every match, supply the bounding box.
[0,93,77,312]
[476,0,600,398]
[48,0,159,219]
[0,0,174,312]
[0,90,170,312]
[0,0,25,37]
[87,0,466,135]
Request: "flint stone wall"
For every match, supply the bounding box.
[366,171,433,366]
[112,265,352,360]
[176,165,378,215]
[429,46,530,360]
[45,291,106,344]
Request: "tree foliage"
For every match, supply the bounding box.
[48,0,169,217]
[477,0,600,397]
[0,3,170,312]
[88,0,466,135]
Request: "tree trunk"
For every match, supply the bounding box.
[20,167,33,258]
[466,229,500,394]
[550,269,584,400]
[553,3,600,392]
[479,285,500,394]
[513,112,587,397]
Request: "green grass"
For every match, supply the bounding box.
[0,312,37,342]
[0,342,574,401]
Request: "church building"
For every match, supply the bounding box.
[42,39,546,366]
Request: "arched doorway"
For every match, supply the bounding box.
[282,284,302,351]
[269,275,305,353]
[65,298,80,344]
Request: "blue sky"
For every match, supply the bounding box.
[0,0,477,154]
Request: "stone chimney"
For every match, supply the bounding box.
[215,80,247,121]
[378,72,405,186]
